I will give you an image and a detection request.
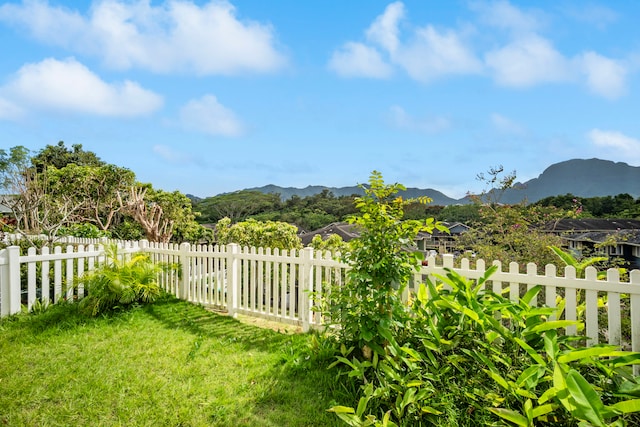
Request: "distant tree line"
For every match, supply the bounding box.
[194,188,360,231]
[194,189,640,232]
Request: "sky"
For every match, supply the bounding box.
[1,0,639,199]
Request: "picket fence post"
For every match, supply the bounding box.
[227,243,240,318]
[300,247,314,333]
[178,242,190,300]
[631,270,640,376]
[0,246,21,316]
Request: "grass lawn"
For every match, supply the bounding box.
[0,295,346,426]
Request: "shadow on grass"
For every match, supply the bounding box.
[1,294,348,426]
[144,295,348,426]
[143,293,294,353]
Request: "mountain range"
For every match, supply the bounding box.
[201,158,639,205]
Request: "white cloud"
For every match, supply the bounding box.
[485,35,570,87]
[577,52,627,99]
[179,95,244,137]
[1,57,163,117]
[329,2,480,82]
[395,25,482,82]
[0,0,286,75]
[388,105,450,133]
[365,1,404,54]
[327,1,631,98]
[327,42,393,78]
[0,97,24,120]
[491,113,526,136]
[471,0,543,34]
[587,129,640,164]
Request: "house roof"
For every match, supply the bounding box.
[300,220,469,246]
[544,218,640,232]
[299,222,361,246]
[563,230,640,247]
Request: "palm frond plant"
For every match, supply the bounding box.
[79,244,163,316]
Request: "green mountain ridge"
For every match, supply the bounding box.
[200,158,639,205]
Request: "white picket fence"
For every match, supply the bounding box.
[1,237,639,362]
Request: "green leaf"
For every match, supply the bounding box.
[400,346,424,362]
[488,408,530,426]
[557,346,621,364]
[609,399,640,414]
[520,285,542,305]
[565,369,607,427]
[531,403,556,418]
[328,405,355,414]
[485,369,510,390]
[554,363,577,414]
[526,320,580,335]
[516,365,545,389]
[514,337,546,366]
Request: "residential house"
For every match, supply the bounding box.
[543,218,640,269]
[300,221,469,255]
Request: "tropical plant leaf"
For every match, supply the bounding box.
[565,369,607,426]
[489,407,530,426]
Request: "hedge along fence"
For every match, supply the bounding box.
[1,238,639,372]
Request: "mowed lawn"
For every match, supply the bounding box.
[0,295,345,426]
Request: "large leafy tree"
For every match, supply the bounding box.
[31,141,103,172]
[215,217,302,250]
[0,146,83,241]
[2,143,206,244]
[46,163,136,231]
[195,190,282,223]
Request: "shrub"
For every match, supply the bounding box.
[78,245,163,316]
[317,170,446,356]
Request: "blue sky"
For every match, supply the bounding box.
[1,0,639,199]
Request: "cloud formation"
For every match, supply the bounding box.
[588,129,640,164]
[179,95,244,137]
[328,42,393,78]
[0,0,286,75]
[329,1,631,98]
[0,57,162,118]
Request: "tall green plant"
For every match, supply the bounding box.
[79,245,163,316]
[548,245,609,279]
[320,171,447,356]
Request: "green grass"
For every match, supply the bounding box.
[0,295,347,426]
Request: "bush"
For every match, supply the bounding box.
[78,245,163,316]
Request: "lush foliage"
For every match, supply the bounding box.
[195,188,359,231]
[215,217,302,250]
[453,166,569,270]
[1,142,209,244]
[78,245,163,316]
[318,171,447,356]
[315,171,640,426]
[57,222,112,238]
[536,193,640,219]
[328,268,640,426]
[310,233,349,253]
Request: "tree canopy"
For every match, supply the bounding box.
[1,142,208,244]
